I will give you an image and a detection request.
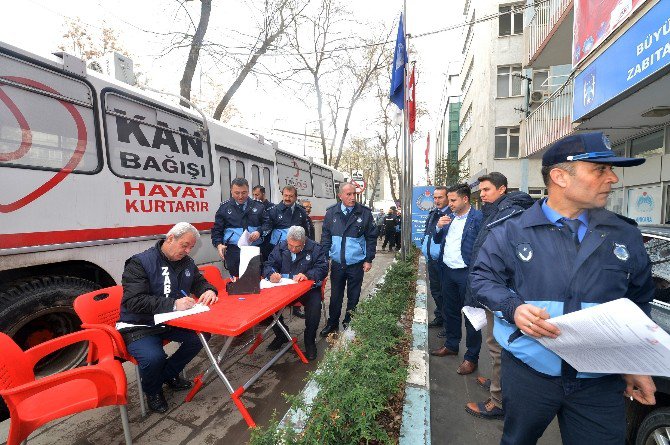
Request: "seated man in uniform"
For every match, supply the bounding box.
[118,222,218,413]
[263,225,328,360]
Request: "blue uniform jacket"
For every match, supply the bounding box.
[470,200,654,377]
[321,202,377,265]
[421,207,448,261]
[211,198,267,247]
[432,208,483,266]
[261,202,311,245]
[262,239,329,287]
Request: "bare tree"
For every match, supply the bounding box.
[338,137,385,207]
[179,0,212,107]
[59,18,130,61]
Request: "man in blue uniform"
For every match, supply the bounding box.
[471,132,657,445]
[320,183,378,336]
[263,226,329,360]
[211,178,267,277]
[430,183,483,376]
[253,185,275,261]
[420,186,449,328]
[118,223,218,413]
[261,185,311,251]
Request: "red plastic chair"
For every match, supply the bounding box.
[0,329,132,445]
[73,286,149,416]
[198,265,227,290]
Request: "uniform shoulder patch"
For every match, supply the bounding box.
[615,214,637,226]
[221,199,232,206]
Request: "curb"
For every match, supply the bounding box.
[399,256,431,445]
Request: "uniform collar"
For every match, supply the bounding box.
[341,203,356,213]
[541,198,589,228]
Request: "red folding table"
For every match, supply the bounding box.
[166,279,314,427]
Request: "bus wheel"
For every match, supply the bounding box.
[0,276,99,376]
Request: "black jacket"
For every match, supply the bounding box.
[464,191,534,307]
[119,240,216,334]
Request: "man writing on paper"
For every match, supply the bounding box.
[118,222,218,414]
[471,132,656,445]
[263,226,328,360]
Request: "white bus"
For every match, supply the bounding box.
[0,41,344,375]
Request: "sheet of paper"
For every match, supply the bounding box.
[462,306,487,331]
[260,277,297,289]
[536,298,670,376]
[154,303,210,325]
[239,245,260,276]
[237,230,251,247]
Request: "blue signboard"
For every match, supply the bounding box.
[573,0,670,121]
[411,186,436,247]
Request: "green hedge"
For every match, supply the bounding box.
[249,253,417,445]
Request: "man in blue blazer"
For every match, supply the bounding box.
[430,183,483,376]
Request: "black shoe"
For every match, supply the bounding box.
[146,391,168,413]
[428,318,444,328]
[165,375,192,391]
[319,324,339,337]
[292,307,306,319]
[342,320,350,330]
[268,335,289,351]
[305,343,317,361]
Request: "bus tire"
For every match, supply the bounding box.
[0,276,99,375]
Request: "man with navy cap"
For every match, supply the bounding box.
[471,132,656,444]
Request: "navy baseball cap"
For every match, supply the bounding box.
[542,132,645,167]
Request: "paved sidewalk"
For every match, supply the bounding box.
[427,278,562,444]
[0,252,396,445]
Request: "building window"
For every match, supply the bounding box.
[461,59,474,98]
[497,65,523,97]
[494,127,520,158]
[499,4,523,36]
[459,106,472,141]
[631,130,664,158]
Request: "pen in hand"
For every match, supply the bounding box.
[177,290,196,311]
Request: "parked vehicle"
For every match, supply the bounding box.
[627,225,670,445]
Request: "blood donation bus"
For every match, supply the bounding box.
[0,41,344,377]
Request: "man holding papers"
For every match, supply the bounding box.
[118,223,217,414]
[471,132,657,445]
[263,226,328,360]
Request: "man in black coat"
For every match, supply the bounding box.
[381,207,399,251]
[118,222,218,413]
[263,226,329,360]
[463,172,533,420]
[253,185,275,261]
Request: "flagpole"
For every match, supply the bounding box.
[400,0,409,261]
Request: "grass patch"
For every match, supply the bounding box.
[249,251,418,445]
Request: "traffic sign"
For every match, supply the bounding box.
[351,179,366,194]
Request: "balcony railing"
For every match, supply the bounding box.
[525,75,574,156]
[524,0,573,66]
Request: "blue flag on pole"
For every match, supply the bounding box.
[389,13,407,110]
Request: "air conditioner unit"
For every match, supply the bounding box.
[529,90,545,103]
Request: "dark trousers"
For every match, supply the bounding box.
[127,327,205,395]
[272,287,322,345]
[426,259,444,322]
[328,261,364,326]
[224,244,241,277]
[501,350,626,445]
[394,231,401,249]
[382,230,396,250]
[439,263,481,362]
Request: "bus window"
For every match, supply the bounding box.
[311,165,334,198]
[235,160,245,179]
[0,53,100,173]
[276,152,313,196]
[219,157,231,201]
[251,164,260,187]
[263,167,272,200]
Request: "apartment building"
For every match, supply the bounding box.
[524,0,670,223]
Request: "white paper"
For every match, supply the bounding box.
[260,277,297,289]
[239,245,261,276]
[536,298,670,376]
[154,303,210,325]
[237,230,251,247]
[462,306,487,331]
